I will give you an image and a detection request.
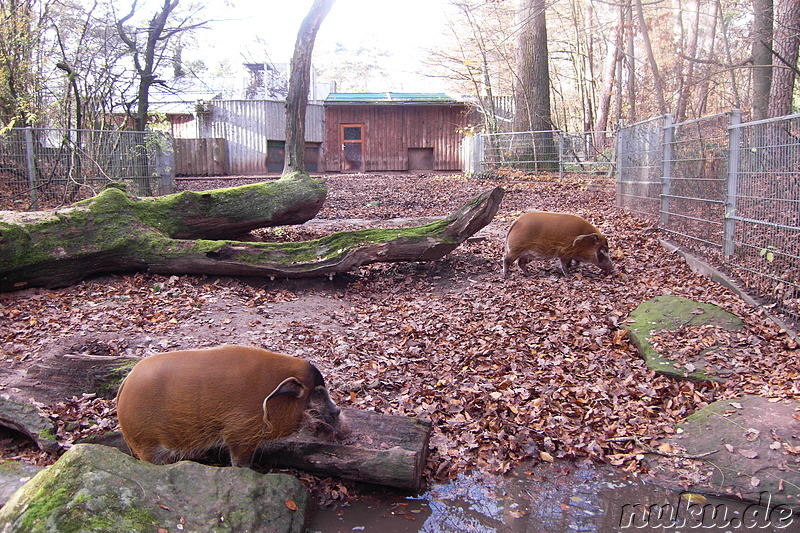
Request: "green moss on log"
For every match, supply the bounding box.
[0,184,503,290]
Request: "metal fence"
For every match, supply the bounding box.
[617,111,800,323]
[0,127,175,210]
[465,130,615,176]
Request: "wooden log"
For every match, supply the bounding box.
[81,408,432,491]
[259,408,431,492]
[0,183,503,291]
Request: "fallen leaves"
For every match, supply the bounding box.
[1,172,798,500]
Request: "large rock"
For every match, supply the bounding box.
[0,444,310,533]
[644,395,800,514]
[0,397,59,454]
[625,295,743,381]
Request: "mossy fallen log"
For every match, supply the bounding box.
[0,180,504,291]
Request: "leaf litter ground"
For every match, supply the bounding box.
[1,172,797,502]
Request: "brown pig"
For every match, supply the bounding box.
[116,344,341,467]
[502,212,614,277]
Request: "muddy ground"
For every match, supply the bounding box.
[1,172,797,500]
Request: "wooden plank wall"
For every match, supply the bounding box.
[174,138,228,176]
[202,100,325,175]
[324,105,468,172]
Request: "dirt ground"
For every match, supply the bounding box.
[1,172,797,493]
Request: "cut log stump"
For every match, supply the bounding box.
[259,408,432,492]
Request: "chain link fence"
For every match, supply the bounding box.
[617,111,800,323]
[0,128,175,210]
[463,130,615,176]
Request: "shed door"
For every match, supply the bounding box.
[340,124,364,172]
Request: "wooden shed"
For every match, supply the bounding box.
[323,93,470,172]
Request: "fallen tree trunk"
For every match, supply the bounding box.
[0,182,504,291]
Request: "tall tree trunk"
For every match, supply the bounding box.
[752,0,774,120]
[284,0,335,176]
[596,6,624,141]
[624,1,636,122]
[717,0,743,108]
[768,0,800,117]
[513,0,557,171]
[674,0,700,122]
[634,0,668,115]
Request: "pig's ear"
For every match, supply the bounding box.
[573,233,600,247]
[262,377,307,425]
[265,377,306,401]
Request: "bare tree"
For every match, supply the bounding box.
[116,0,206,131]
[0,0,51,128]
[633,0,667,115]
[283,0,336,176]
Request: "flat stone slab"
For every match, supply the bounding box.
[0,444,310,532]
[625,295,743,381]
[644,395,800,513]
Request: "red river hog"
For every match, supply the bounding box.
[116,344,341,467]
[502,211,614,277]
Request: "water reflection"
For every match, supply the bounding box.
[308,461,797,532]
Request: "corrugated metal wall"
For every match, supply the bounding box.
[196,100,325,175]
[324,105,468,172]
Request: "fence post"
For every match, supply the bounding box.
[475,133,484,175]
[723,109,742,257]
[615,121,625,208]
[156,132,175,195]
[660,114,674,227]
[558,132,564,179]
[24,127,38,209]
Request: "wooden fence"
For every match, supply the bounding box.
[174,138,228,176]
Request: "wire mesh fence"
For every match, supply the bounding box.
[728,114,800,318]
[469,130,615,176]
[616,110,800,324]
[616,116,665,219]
[0,128,175,210]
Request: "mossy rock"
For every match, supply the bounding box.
[625,295,743,381]
[645,395,800,513]
[0,444,310,533]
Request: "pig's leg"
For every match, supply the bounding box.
[518,252,536,275]
[559,257,573,277]
[228,443,257,468]
[502,253,517,276]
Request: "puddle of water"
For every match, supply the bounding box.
[307,461,798,533]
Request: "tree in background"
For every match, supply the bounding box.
[513,0,557,170]
[435,0,798,131]
[751,0,774,121]
[51,0,134,131]
[0,0,50,128]
[284,0,335,176]
[768,0,800,116]
[116,0,207,131]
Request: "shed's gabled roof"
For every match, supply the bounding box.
[325,92,461,105]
